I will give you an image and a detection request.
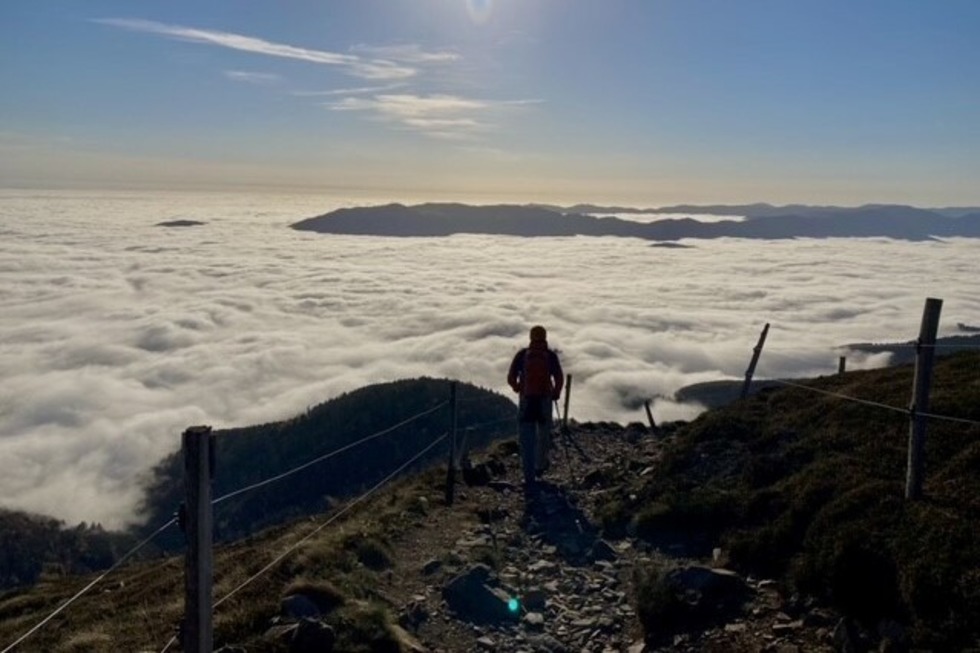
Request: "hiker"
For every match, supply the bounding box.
[507,325,564,489]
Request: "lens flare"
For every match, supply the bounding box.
[507,597,520,613]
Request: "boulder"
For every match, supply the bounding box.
[442,564,517,624]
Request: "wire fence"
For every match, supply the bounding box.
[0,517,179,653]
[214,431,448,610]
[159,431,450,653]
[3,396,481,653]
[766,378,911,416]
[878,342,980,349]
[212,400,449,506]
[757,348,980,428]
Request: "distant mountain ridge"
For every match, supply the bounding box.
[292,202,980,241]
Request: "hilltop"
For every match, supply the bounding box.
[1,354,978,651]
[137,378,517,551]
[291,203,980,242]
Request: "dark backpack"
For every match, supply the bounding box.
[523,346,552,397]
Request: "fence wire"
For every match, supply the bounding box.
[159,430,449,653]
[2,517,179,653]
[212,431,449,609]
[212,400,448,506]
[763,366,980,428]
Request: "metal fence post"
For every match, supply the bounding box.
[905,298,943,500]
[445,382,458,506]
[182,425,214,653]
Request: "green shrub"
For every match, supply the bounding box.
[632,563,685,644]
[595,496,630,538]
[353,537,394,572]
[330,601,403,653]
[633,487,742,540]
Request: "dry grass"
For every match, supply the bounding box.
[0,470,444,652]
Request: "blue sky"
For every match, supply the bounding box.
[2,0,978,205]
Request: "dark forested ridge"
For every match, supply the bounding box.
[0,510,133,590]
[0,378,514,590]
[138,377,516,549]
[291,202,980,241]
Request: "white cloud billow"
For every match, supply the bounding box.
[0,190,977,529]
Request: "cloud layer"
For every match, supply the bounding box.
[1,190,978,528]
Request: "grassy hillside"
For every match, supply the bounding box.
[0,377,517,652]
[0,466,456,652]
[138,377,515,549]
[599,351,980,649]
[0,378,514,592]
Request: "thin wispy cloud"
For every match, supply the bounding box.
[223,70,281,85]
[329,93,512,140]
[95,18,416,80]
[350,43,460,64]
[94,18,540,142]
[292,83,408,98]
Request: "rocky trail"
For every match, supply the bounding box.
[277,422,846,653]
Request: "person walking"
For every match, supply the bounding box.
[507,325,564,491]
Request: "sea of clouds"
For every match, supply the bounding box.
[1,189,978,529]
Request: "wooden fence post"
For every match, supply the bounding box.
[838,356,847,376]
[182,425,214,653]
[905,298,943,501]
[644,400,657,432]
[445,382,458,506]
[741,323,770,399]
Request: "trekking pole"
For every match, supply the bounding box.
[553,399,585,532]
[555,397,591,463]
[555,399,574,485]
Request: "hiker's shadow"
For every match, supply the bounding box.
[521,480,602,566]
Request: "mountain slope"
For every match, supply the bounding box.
[598,351,980,649]
[2,358,978,651]
[138,378,516,549]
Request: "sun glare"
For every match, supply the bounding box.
[466,0,493,24]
